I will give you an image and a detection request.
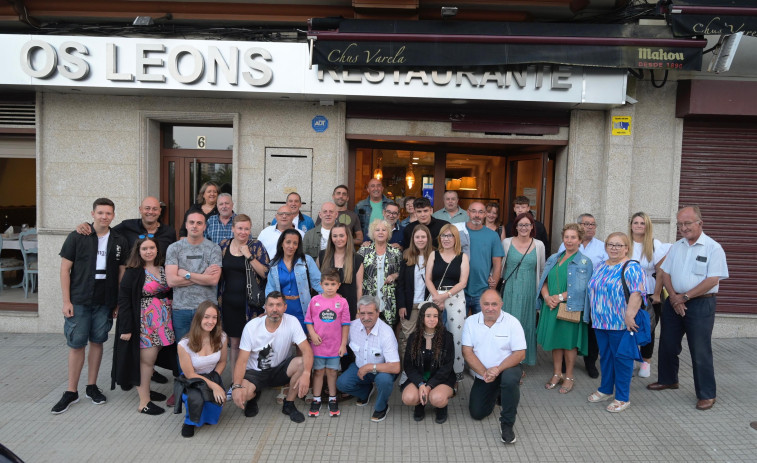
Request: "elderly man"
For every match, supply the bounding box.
[462,289,526,445]
[272,192,315,233]
[505,196,550,252]
[336,295,400,422]
[648,206,728,411]
[355,178,393,241]
[432,190,469,224]
[462,202,504,315]
[363,201,404,249]
[204,193,236,244]
[258,205,306,259]
[303,202,338,260]
[230,291,313,423]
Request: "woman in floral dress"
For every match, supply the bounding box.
[358,219,402,326]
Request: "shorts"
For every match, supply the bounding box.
[243,356,295,391]
[313,357,340,370]
[64,304,113,348]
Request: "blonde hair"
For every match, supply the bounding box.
[562,223,585,241]
[629,212,654,263]
[437,224,462,255]
[605,232,632,257]
[368,219,392,242]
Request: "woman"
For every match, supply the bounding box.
[218,214,269,371]
[401,302,456,424]
[176,301,227,437]
[485,201,505,239]
[536,223,593,394]
[318,223,364,320]
[114,236,174,415]
[396,224,433,363]
[358,219,402,326]
[425,224,469,383]
[587,232,645,412]
[629,212,670,378]
[501,213,546,366]
[400,196,417,228]
[179,181,219,237]
[266,228,322,333]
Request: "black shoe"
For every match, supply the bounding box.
[328,399,340,417]
[140,401,165,415]
[244,397,259,417]
[413,404,425,422]
[150,390,167,402]
[585,362,600,379]
[435,406,448,424]
[85,384,107,405]
[282,400,305,423]
[181,424,195,438]
[356,386,375,407]
[151,371,169,384]
[51,391,79,414]
[371,406,389,422]
[309,400,321,417]
[500,423,516,444]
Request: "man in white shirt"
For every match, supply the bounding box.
[462,289,526,445]
[336,295,400,422]
[258,205,305,259]
[230,292,313,422]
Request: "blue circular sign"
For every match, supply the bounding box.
[312,115,328,133]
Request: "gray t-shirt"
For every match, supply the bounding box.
[165,238,223,311]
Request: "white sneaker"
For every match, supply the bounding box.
[638,361,651,378]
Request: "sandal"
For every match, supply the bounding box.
[588,391,613,403]
[545,374,563,390]
[559,377,574,394]
[606,400,630,413]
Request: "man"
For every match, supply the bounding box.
[165,212,222,343]
[272,192,315,233]
[328,184,363,245]
[230,292,313,423]
[558,213,608,378]
[303,201,338,260]
[258,205,306,259]
[336,295,400,422]
[462,289,526,445]
[432,190,469,224]
[355,178,392,241]
[505,196,550,252]
[462,202,504,315]
[204,193,236,244]
[362,201,404,249]
[648,206,728,411]
[52,198,128,414]
[401,197,448,249]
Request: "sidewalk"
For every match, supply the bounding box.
[0,333,755,462]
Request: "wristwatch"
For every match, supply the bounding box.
[184,272,191,280]
[231,384,243,390]
[558,293,565,302]
[372,364,377,375]
[682,293,690,302]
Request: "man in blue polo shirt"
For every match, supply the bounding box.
[463,202,504,315]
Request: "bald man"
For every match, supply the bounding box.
[258,205,306,259]
[303,202,338,260]
[462,202,504,315]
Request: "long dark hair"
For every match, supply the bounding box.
[125,237,164,268]
[186,301,223,353]
[271,228,306,265]
[320,223,355,284]
[409,302,446,366]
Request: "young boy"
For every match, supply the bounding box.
[304,269,350,417]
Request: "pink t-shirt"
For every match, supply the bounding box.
[304,294,351,358]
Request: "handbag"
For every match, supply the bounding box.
[554,256,581,323]
[244,257,265,309]
[496,238,532,293]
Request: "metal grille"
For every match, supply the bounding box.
[0,103,36,127]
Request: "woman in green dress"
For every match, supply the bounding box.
[501,213,545,366]
[535,223,594,394]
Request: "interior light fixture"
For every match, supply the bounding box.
[373,152,384,180]
[459,176,478,190]
[406,165,416,189]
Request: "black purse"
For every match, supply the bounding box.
[245,258,266,309]
[496,239,532,293]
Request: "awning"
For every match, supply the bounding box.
[667,1,757,37]
[308,19,706,70]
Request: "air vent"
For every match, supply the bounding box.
[0,103,36,127]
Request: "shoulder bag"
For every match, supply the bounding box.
[245,257,266,310]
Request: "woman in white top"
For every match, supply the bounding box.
[177,301,227,438]
[629,212,670,378]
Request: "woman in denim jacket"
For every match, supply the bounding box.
[535,223,593,394]
[266,229,322,334]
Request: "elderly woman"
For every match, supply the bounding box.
[629,212,670,378]
[587,232,645,412]
[358,219,402,327]
[425,224,469,383]
[536,223,593,394]
[400,196,417,228]
[266,229,322,334]
[485,201,504,239]
[402,302,456,424]
[218,214,269,372]
[501,212,545,367]
[179,181,219,238]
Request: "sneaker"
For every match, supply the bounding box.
[244,397,259,417]
[371,406,389,422]
[638,361,651,378]
[500,423,517,444]
[413,404,425,422]
[356,386,375,407]
[85,384,107,405]
[51,391,79,414]
[309,400,321,417]
[282,400,305,423]
[328,399,340,417]
[181,424,195,438]
[434,406,448,424]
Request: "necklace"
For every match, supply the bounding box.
[423,331,435,338]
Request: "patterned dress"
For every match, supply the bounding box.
[139,268,174,348]
[358,243,403,326]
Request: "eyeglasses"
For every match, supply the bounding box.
[516,224,532,229]
[138,234,155,239]
[581,222,597,228]
[440,234,454,239]
[676,221,700,229]
[606,243,627,250]
[384,210,399,216]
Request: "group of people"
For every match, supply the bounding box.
[52,178,728,445]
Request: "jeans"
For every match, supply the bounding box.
[595,329,634,402]
[468,366,521,426]
[336,362,396,412]
[64,304,113,348]
[465,293,481,315]
[172,309,196,373]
